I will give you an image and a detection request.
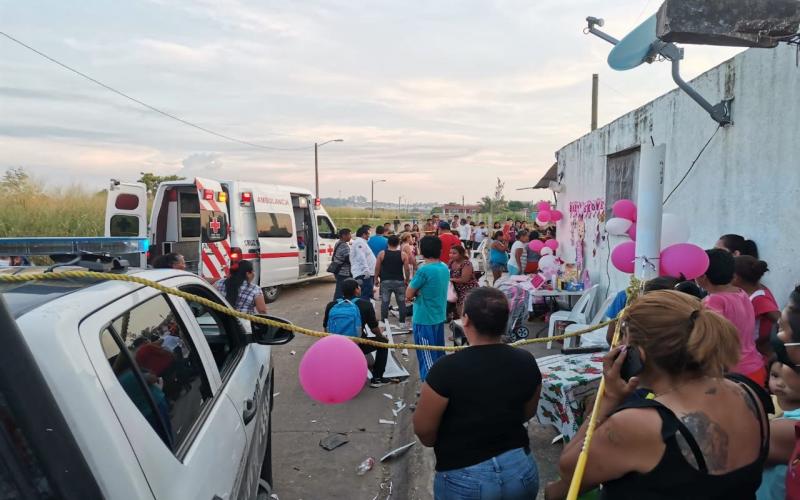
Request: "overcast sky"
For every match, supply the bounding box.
[0,0,743,203]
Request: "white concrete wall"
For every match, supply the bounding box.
[554,44,800,305]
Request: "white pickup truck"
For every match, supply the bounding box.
[0,237,294,499]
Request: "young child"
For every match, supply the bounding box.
[758,360,800,500]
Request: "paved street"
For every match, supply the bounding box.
[268,278,562,500]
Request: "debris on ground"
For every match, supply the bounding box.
[355,456,375,475]
[379,441,415,462]
[383,393,393,399]
[273,392,280,398]
[391,400,407,417]
[378,419,396,425]
[290,350,297,356]
[358,427,366,432]
[319,433,349,451]
[371,480,393,500]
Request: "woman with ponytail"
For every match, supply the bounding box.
[716,233,759,259]
[546,290,769,499]
[733,255,780,355]
[214,260,267,314]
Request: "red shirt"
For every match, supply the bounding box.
[750,286,780,342]
[438,233,461,264]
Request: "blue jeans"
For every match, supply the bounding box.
[355,275,374,302]
[380,280,407,322]
[412,323,445,381]
[434,448,538,500]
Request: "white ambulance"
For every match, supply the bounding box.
[106,177,339,302]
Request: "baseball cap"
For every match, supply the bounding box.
[438,221,451,230]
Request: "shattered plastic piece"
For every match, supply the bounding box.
[290,350,297,356]
[379,419,396,425]
[391,402,407,417]
[270,495,279,500]
[383,393,393,399]
[380,441,416,462]
[319,433,349,451]
[356,456,375,475]
[273,392,280,398]
[311,420,318,423]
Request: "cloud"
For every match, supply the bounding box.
[180,152,224,175]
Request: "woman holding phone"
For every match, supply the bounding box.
[545,290,769,499]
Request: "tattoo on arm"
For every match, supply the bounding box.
[676,412,730,473]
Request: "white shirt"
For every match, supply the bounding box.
[458,224,471,240]
[473,227,487,243]
[350,237,376,278]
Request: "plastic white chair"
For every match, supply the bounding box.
[546,284,599,349]
[562,294,616,349]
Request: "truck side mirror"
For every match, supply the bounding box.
[251,315,295,345]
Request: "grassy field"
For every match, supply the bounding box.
[0,189,428,238]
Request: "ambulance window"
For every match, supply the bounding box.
[179,192,200,213]
[181,218,201,238]
[109,215,140,237]
[104,295,213,457]
[256,212,293,238]
[317,216,336,239]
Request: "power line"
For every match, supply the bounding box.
[662,123,721,205]
[0,31,314,152]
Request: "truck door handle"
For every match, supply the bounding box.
[289,245,297,249]
[242,398,257,425]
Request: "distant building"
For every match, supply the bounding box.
[441,204,481,217]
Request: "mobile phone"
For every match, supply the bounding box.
[619,345,644,382]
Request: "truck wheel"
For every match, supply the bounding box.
[263,286,280,303]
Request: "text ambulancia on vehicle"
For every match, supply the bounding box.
[105,177,339,302]
[0,237,294,499]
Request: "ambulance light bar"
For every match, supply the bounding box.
[0,237,150,256]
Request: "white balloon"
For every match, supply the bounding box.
[540,247,554,256]
[661,213,690,248]
[538,255,559,277]
[606,217,633,236]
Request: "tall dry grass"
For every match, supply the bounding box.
[0,186,107,237]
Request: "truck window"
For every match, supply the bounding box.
[316,215,336,239]
[103,295,213,456]
[256,212,293,238]
[182,284,245,376]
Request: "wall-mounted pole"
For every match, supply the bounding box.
[634,143,666,281]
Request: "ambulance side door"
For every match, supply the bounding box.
[315,210,338,275]
[104,180,148,266]
[254,191,298,284]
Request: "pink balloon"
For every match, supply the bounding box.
[612,199,637,222]
[537,211,551,223]
[550,210,563,222]
[537,201,550,212]
[545,239,559,251]
[611,241,636,274]
[528,240,544,252]
[299,335,367,404]
[627,222,637,240]
[660,243,710,280]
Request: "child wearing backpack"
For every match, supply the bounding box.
[323,278,395,388]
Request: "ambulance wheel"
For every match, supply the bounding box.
[263,286,280,303]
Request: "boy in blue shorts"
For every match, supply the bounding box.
[406,236,450,381]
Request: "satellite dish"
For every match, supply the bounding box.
[607,14,658,71]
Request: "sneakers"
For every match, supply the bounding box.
[370,377,392,388]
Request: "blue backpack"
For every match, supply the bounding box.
[328,298,362,337]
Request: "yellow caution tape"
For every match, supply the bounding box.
[0,271,611,352]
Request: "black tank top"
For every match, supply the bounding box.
[601,377,768,500]
[380,250,405,281]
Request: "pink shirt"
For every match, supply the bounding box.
[703,290,762,375]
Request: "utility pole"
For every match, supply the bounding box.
[371,179,386,218]
[591,74,599,131]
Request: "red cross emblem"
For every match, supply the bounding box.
[209,218,221,233]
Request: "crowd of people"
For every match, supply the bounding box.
[322,221,800,499]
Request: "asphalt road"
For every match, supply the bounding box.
[268,278,562,500]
